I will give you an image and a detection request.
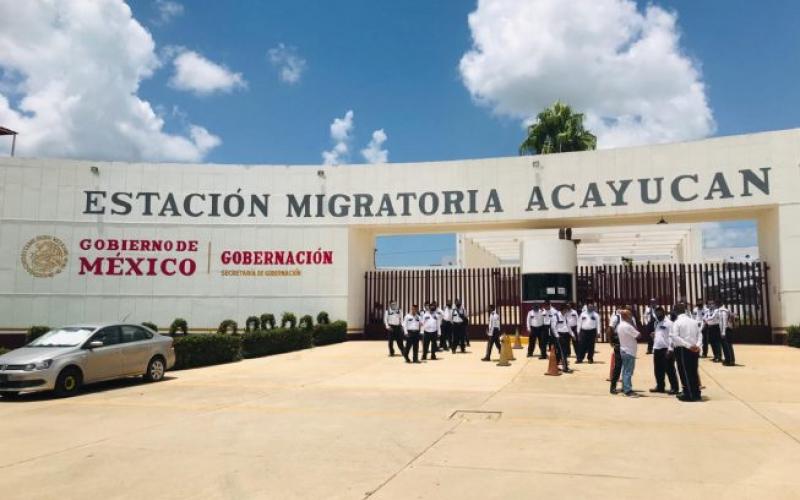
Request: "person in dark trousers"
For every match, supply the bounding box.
[482,305,502,361]
[525,304,545,358]
[670,303,703,402]
[704,300,723,362]
[383,300,404,357]
[541,300,554,359]
[421,303,440,361]
[693,301,708,357]
[566,303,580,358]
[551,304,573,373]
[577,302,599,363]
[650,306,679,394]
[450,299,467,353]
[644,298,658,355]
[440,299,453,350]
[402,305,422,363]
[718,304,736,366]
[609,309,623,394]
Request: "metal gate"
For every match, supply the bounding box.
[364,262,771,343]
[363,267,520,339]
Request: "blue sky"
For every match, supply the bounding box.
[2,1,797,265]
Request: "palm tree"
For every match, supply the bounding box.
[519,101,597,155]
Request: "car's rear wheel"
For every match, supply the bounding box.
[54,367,82,398]
[144,356,166,382]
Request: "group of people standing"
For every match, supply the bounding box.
[608,299,738,402]
[384,297,738,404]
[383,299,469,363]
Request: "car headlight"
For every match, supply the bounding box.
[24,359,53,371]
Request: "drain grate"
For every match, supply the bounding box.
[449,410,502,421]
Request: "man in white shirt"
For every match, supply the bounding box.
[450,299,468,354]
[616,309,640,397]
[421,303,441,361]
[526,304,546,359]
[566,303,580,358]
[577,302,600,364]
[650,306,679,394]
[383,300,404,357]
[482,304,502,361]
[402,305,422,364]
[440,299,453,351]
[644,298,658,355]
[718,304,736,366]
[670,303,703,402]
[704,300,723,362]
[693,300,709,357]
[551,303,574,373]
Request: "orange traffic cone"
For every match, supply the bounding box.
[513,329,523,349]
[545,344,561,376]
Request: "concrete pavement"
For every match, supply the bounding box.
[1,342,798,499]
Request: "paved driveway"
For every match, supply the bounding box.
[1,343,798,499]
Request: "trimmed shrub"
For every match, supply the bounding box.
[170,318,188,336]
[241,328,312,358]
[0,347,9,356]
[316,311,330,325]
[298,314,314,331]
[788,325,800,348]
[173,334,242,369]
[245,316,260,332]
[27,325,50,343]
[217,319,239,335]
[281,312,297,329]
[260,313,276,330]
[313,321,348,346]
[141,321,158,333]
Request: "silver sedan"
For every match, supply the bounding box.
[0,323,175,398]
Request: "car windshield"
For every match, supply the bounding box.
[26,327,95,347]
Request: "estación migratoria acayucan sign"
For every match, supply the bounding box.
[1,129,799,337]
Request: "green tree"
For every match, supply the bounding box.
[519,101,597,155]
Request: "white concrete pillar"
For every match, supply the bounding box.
[346,228,376,332]
[757,205,800,338]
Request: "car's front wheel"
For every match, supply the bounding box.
[54,367,82,398]
[144,356,166,382]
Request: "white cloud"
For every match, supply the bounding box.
[459,0,715,149]
[322,110,354,165]
[268,43,307,84]
[701,222,757,249]
[0,0,219,161]
[361,129,389,164]
[169,49,246,96]
[153,0,184,25]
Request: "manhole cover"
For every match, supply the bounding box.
[449,410,502,421]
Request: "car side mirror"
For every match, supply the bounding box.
[87,340,104,349]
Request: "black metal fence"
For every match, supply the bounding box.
[364,261,771,343]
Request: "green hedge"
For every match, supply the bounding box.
[241,328,313,358]
[313,321,348,346]
[173,334,242,369]
[27,325,50,343]
[788,325,800,348]
[142,321,158,333]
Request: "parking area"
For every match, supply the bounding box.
[1,342,799,500]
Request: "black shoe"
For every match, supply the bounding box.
[563,368,573,373]
[646,351,653,355]
[723,361,734,366]
[668,389,679,395]
[576,360,583,364]
[701,354,708,358]
[412,360,420,364]
[649,388,665,393]
[431,356,437,360]
[461,349,466,353]
[588,360,594,364]
[712,358,721,363]
[405,359,411,364]
[422,356,427,361]
[677,395,698,402]
[389,353,395,357]
[539,356,547,360]
[624,391,639,398]
[610,388,618,394]
[481,357,490,362]
[527,354,534,358]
